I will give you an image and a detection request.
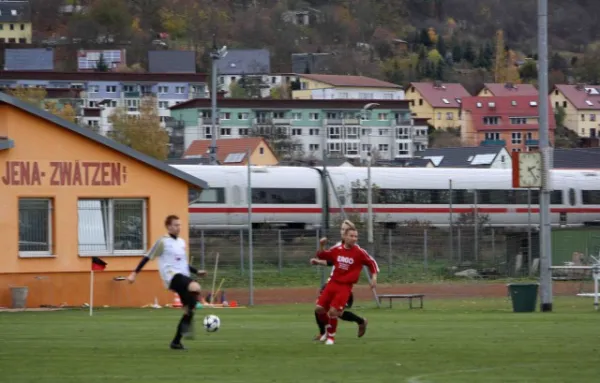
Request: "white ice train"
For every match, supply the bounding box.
[170,165,600,229]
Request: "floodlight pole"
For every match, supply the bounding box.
[538,0,553,312]
[209,35,227,165]
[363,102,380,245]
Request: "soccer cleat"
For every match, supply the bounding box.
[170,342,186,350]
[325,337,335,345]
[358,318,368,338]
[313,333,326,341]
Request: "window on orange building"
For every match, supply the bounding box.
[18,198,53,257]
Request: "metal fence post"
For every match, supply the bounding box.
[317,228,326,285]
[424,228,428,271]
[278,230,283,274]
[200,230,206,270]
[388,229,392,277]
[240,229,245,275]
[492,227,496,266]
[458,227,462,264]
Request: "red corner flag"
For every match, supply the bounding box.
[91,257,107,271]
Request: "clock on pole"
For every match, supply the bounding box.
[512,151,542,188]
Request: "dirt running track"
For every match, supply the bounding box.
[225,282,589,305]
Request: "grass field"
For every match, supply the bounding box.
[0,297,597,383]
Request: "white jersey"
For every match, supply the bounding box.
[147,234,190,287]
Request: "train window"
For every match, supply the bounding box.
[188,188,225,204]
[252,188,316,204]
[582,190,600,204]
[552,190,563,205]
[352,188,471,204]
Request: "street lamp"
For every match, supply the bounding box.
[361,102,380,244]
[209,35,227,165]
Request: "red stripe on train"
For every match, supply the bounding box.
[189,207,600,214]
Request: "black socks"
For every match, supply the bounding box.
[340,311,364,325]
[315,311,326,335]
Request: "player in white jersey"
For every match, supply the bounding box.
[312,220,368,341]
[127,215,207,350]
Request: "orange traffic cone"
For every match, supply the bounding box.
[172,293,182,308]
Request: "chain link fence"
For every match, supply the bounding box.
[188,226,558,290]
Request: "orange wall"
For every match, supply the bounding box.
[0,105,194,307]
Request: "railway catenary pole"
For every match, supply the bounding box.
[209,36,227,165]
[247,148,254,306]
[362,102,380,245]
[538,0,553,312]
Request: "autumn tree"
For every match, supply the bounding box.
[7,86,77,123]
[249,123,302,161]
[493,30,507,82]
[108,97,169,160]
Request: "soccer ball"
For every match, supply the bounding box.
[203,314,220,332]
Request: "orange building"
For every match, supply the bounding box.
[461,95,555,152]
[0,93,207,308]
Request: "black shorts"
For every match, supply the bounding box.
[169,273,196,307]
[320,283,354,309]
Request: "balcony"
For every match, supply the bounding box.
[201,117,218,125]
[272,118,291,125]
[395,118,412,125]
[124,91,140,98]
[480,139,506,146]
[325,118,360,125]
[525,139,539,146]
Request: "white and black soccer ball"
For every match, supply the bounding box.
[203,314,220,332]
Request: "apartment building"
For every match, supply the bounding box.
[0,71,207,134]
[406,82,470,129]
[169,99,428,161]
[0,1,31,44]
[293,74,404,100]
[461,95,555,152]
[551,84,600,138]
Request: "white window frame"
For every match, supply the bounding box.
[18,198,54,258]
[77,199,147,257]
[511,132,522,144]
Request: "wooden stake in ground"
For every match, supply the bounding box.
[210,253,220,304]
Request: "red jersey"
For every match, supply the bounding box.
[316,243,379,285]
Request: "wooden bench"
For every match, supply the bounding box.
[377,294,425,309]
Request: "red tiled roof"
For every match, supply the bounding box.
[298,74,401,88]
[482,83,538,97]
[554,84,600,110]
[184,137,268,162]
[462,95,556,131]
[410,82,471,108]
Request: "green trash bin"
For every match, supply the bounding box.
[507,283,538,312]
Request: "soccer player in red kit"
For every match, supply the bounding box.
[311,227,378,345]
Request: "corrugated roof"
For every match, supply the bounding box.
[0,70,206,83]
[416,146,507,168]
[554,84,600,110]
[462,95,556,131]
[0,92,207,189]
[298,74,401,89]
[184,137,269,163]
[216,49,270,75]
[148,50,196,73]
[553,147,600,169]
[170,98,410,111]
[482,83,538,97]
[410,82,471,108]
[4,48,54,71]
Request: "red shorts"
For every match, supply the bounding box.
[316,281,352,311]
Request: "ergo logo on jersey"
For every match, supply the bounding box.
[337,255,354,265]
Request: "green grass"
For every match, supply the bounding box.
[0,297,597,382]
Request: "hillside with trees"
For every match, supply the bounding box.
[31,0,600,90]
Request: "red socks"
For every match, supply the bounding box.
[327,315,338,338]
